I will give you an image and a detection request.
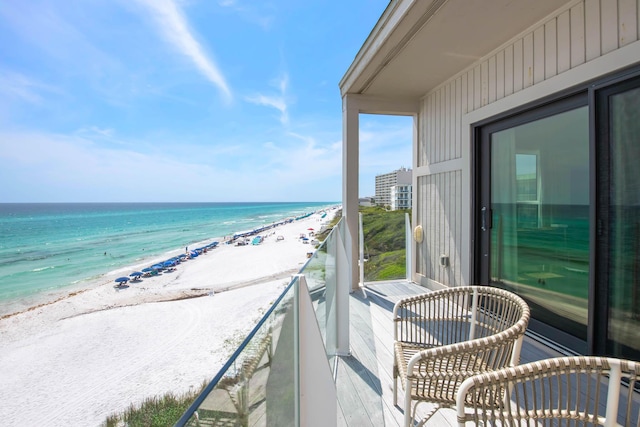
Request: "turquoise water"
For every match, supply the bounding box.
[0,202,335,311]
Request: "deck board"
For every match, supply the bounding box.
[335,281,639,426]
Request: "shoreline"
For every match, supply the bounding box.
[0,206,334,319]
[0,209,337,427]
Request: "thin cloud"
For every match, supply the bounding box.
[246,73,289,125]
[217,0,274,30]
[0,70,60,105]
[134,0,232,102]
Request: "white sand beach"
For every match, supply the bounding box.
[0,211,336,427]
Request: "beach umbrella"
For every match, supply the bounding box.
[151,264,164,270]
[141,267,154,273]
[130,271,143,278]
[115,277,129,284]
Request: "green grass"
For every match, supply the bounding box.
[313,206,408,281]
[103,382,207,427]
[361,206,409,282]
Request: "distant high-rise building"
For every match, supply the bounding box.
[375,167,412,210]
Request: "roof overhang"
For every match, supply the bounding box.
[340,0,575,99]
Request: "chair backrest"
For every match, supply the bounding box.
[456,356,640,427]
[394,286,530,350]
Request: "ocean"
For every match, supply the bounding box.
[0,202,336,314]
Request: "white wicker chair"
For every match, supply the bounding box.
[456,356,640,426]
[393,286,530,427]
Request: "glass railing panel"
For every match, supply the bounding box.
[178,218,344,426]
[177,282,296,427]
[296,217,342,371]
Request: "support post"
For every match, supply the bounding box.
[342,95,359,293]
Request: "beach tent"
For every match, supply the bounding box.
[141,267,155,277]
[114,277,130,288]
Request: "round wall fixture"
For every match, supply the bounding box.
[413,225,423,243]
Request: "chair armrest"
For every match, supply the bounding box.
[407,327,524,377]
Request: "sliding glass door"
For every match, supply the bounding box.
[476,70,640,358]
[477,97,590,352]
[596,76,640,359]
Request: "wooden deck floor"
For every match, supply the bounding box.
[334,281,636,427]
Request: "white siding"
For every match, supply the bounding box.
[414,0,640,287]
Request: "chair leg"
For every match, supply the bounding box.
[393,362,398,406]
[404,381,413,427]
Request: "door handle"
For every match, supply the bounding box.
[481,207,488,231]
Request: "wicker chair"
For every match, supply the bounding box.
[393,286,530,427]
[456,356,640,426]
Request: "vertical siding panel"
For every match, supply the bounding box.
[447,82,455,160]
[453,170,459,286]
[618,0,638,46]
[585,0,601,60]
[435,92,440,164]
[455,76,462,159]
[430,93,436,165]
[442,87,447,161]
[523,32,534,88]
[423,177,429,278]
[420,99,427,167]
[473,65,482,110]
[504,44,514,96]
[557,10,571,73]
[466,70,474,113]
[424,98,429,167]
[570,2,586,67]
[488,56,497,103]
[436,88,447,162]
[457,170,462,285]
[438,174,442,282]
[533,27,545,84]
[601,0,619,53]
[514,38,524,91]
[423,177,428,277]
[432,174,437,283]
[451,170,456,285]
[431,94,436,164]
[447,171,453,285]
[496,50,505,100]
[418,99,429,166]
[461,72,468,116]
[423,98,428,166]
[481,60,489,106]
[449,81,455,160]
[545,18,558,79]
[431,175,437,281]
[423,176,427,278]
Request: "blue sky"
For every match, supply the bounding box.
[0,0,412,203]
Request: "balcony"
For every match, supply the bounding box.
[176,217,639,426]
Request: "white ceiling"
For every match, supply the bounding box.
[341,0,575,98]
